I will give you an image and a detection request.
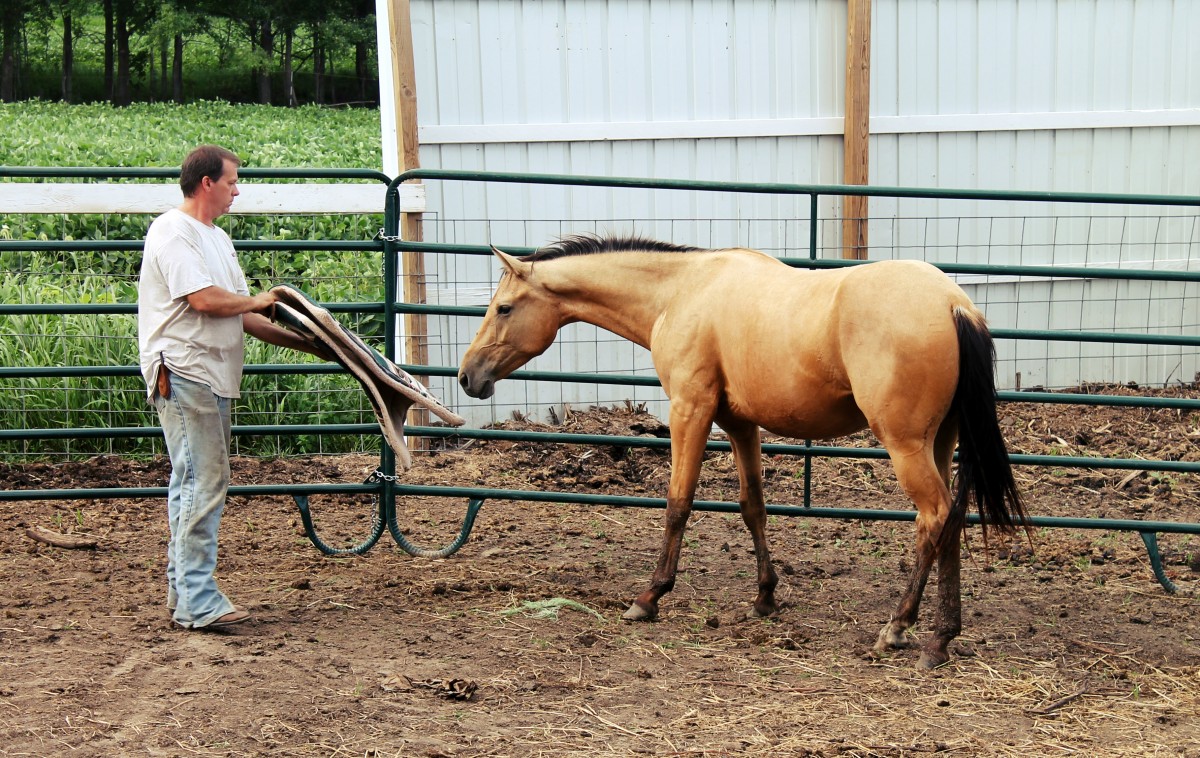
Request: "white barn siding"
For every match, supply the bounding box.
[396,0,1200,424]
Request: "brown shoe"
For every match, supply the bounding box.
[206,609,251,628]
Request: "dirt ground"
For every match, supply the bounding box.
[2,387,1199,757]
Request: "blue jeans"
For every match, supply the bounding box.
[154,375,237,628]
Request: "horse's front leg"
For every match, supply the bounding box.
[623,400,715,622]
[721,417,778,618]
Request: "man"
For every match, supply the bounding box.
[138,145,324,630]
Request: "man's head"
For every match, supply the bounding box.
[180,145,241,198]
[179,145,241,222]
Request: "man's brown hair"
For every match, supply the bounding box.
[179,145,241,197]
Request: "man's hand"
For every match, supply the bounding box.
[248,291,277,313]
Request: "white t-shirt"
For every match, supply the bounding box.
[137,208,250,399]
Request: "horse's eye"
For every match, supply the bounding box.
[496,304,513,316]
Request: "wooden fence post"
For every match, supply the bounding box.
[386,0,430,434]
[842,0,871,260]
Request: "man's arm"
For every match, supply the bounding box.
[186,285,275,317]
[243,312,332,360]
[186,286,330,359]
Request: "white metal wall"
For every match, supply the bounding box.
[393,0,1200,424]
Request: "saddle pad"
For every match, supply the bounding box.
[269,285,464,470]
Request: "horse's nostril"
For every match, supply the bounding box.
[458,374,470,390]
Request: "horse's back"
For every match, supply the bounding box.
[839,258,972,306]
[708,255,975,345]
[829,258,976,327]
[713,253,970,309]
[696,256,974,440]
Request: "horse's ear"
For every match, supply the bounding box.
[493,246,533,280]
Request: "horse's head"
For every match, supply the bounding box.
[458,247,563,399]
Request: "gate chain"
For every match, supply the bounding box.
[369,471,485,559]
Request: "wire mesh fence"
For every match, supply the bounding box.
[3,174,1198,458]
[0,211,386,460]
[419,201,1200,427]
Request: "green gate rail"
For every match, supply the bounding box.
[3,167,1199,593]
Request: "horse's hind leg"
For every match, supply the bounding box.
[873,421,961,668]
[919,418,963,669]
[721,417,779,618]
[874,495,937,654]
[873,436,955,658]
[920,522,962,669]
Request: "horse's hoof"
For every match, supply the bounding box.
[874,626,913,652]
[622,601,657,622]
[748,602,779,619]
[916,650,949,670]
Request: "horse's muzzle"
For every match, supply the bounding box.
[458,371,494,400]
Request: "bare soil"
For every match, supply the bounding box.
[2,387,1199,757]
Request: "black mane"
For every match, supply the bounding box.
[524,234,704,262]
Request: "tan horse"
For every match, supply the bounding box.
[458,235,1027,669]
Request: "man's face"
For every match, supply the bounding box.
[206,160,240,217]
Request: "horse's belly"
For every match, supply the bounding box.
[724,388,867,441]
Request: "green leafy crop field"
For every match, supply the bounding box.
[1,102,390,459]
[2,100,382,168]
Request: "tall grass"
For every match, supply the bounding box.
[1,102,389,460]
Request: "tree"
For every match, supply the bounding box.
[1,1,32,101]
[353,0,373,102]
[61,5,76,101]
[104,0,164,105]
[149,0,205,102]
[36,0,94,102]
[275,0,328,107]
[257,16,275,104]
[172,31,182,101]
[3,1,378,105]
[193,0,279,104]
[306,0,372,105]
[282,0,328,105]
[103,0,113,98]
[113,0,132,104]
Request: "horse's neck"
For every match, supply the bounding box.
[543,253,694,348]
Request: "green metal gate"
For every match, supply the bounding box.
[2,167,1198,590]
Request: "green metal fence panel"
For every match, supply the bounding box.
[2,167,1198,592]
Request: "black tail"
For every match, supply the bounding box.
[944,308,1028,549]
